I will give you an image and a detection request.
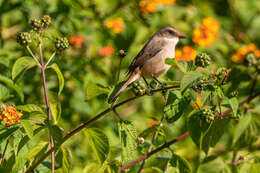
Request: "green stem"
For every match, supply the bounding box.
[26,46,41,67]
[45,51,56,68]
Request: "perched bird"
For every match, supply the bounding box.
[108,26,185,103]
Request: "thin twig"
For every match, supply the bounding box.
[44,51,56,68]
[26,46,41,67]
[232,150,237,164]
[0,138,9,163]
[227,0,241,41]
[39,42,55,173]
[120,132,190,171]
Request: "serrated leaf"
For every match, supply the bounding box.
[229,97,238,116]
[181,72,202,92]
[50,102,61,124]
[12,56,36,81]
[86,83,110,101]
[0,74,24,102]
[164,91,191,123]
[84,128,109,165]
[202,119,230,154]
[49,63,64,95]
[21,120,34,139]
[170,153,191,173]
[118,121,137,164]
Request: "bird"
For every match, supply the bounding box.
[108,26,185,104]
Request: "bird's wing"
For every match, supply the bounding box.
[127,37,167,74]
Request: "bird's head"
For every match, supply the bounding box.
[157,26,186,39]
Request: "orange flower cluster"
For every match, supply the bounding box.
[175,46,197,61]
[106,18,124,34]
[0,106,23,127]
[232,44,260,63]
[139,0,176,14]
[98,45,115,57]
[192,18,220,47]
[69,35,84,48]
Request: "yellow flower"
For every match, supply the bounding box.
[139,0,175,14]
[192,18,220,47]
[106,18,124,34]
[0,106,23,127]
[175,46,197,61]
[232,44,260,63]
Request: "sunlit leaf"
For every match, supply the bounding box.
[50,102,61,124]
[12,56,36,81]
[49,63,64,95]
[84,128,109,165]
[181,71,202,92]
[21,120,34,139]
[170,153,191,173]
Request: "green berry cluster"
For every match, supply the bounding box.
[41,15,51,28]
[55,37,69,51]
[132,81,146,96]
[29,15,52,32]
[17,32,32,46]
[245,53,260,71]
[195,53,211,67]
[30,19,42,32]
[200,108,215,123]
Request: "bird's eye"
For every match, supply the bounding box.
[168,30,174,34]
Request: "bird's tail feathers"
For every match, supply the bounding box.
[108,71,140,104]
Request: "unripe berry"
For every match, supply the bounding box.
[55,37,69,51]
[195,53,211,67]
[132,81,146,96]
[41,15,51,28]
[17,32,32,46]
[200,108,215,123]
[30,19,42,32]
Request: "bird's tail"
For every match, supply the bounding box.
[108,69,141,104]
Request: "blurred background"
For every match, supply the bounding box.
[0,0,260,172]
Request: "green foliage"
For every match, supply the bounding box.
[84,128,109,165]
[49,63,64,96]
[170,153,191,173]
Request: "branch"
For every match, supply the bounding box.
[120,132,190,171]
[25,85,180,172]
[120,91,260,171]
[39,43,55,173]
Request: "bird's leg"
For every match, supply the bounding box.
[142,76,152,92]
[152,77,168,94]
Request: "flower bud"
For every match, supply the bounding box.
[30,19,42,32]
[195,52,211,67]
[41,15,51,28]
[17,32,32,46]
[118,49,126,58]
[55,37,69,51]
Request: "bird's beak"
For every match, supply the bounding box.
[177,33,186,39]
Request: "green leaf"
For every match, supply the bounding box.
[201,89,212,106]
[49,124,63,150]
[27,141,48,161]
[118,121,138,164]
[187,110,210,147]
[0,127,19,143]
[16,104,43,113]
[164,91,191,123]
[86,83,110,101]
[50,102,61,124]
[202,119,230,154]
[84,128,109,165]
[21,120,34,139]
[165,58,186,72]
[11,140,29,173]
[170,153,191,173]
[181,71,202,92]
[229,97,239,116]
[12,56,36,81]
[49,63,64,95]
[0,84,11,101]
[61,147,72,173]
[232,115,251,146]
[104,160,120,173]
[0,74,24,102]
